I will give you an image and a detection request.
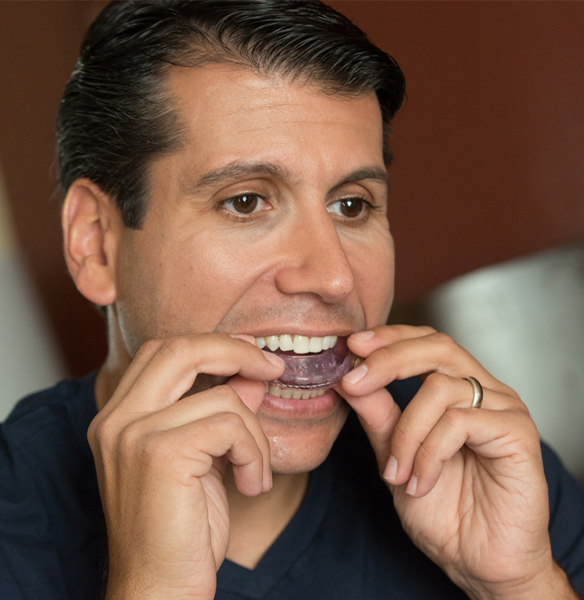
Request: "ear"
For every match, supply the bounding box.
[62,179,121,306]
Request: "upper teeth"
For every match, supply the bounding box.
[255,335,338,354]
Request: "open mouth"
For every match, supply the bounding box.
[256,335,361,398]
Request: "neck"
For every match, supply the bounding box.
[224,467,310,570]
[94,307,133,411]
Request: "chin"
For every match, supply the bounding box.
[259,398,350,475]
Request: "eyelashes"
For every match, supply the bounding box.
[215,193,269,222]
[219,193,267,216]
[327,195,381,220]
[216,192,382,225]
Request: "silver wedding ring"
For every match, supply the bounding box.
[463,376,483,409]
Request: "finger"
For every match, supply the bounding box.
[178,379,272,488]
[134,382,268,441]
[109,334,285,416]
[404,407,539,498]
[97,338,165,420]
[226,375,273,490]
[335,385,401,471]
[387,374,524,486]
[226,375,266,415]
[161,411,269,496]
[348,324,436,356]
[106,382,272,491]
[342,331,516,398]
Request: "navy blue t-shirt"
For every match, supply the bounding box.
[1,373,583,599]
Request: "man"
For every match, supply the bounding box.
[1,1,583,598]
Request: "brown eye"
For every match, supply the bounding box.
[340,198,364,217]
[329,197,366,218]
[230,194,259,214]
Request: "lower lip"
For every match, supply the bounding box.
[260,387,340,418]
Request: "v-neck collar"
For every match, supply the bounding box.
[217,456,332,598]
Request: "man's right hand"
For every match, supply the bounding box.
[87,334,285,600]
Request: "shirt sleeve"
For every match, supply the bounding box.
[543,442,584,595]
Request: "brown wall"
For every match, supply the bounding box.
[0,1,107,376]
[1,1,584,376]
[329,1,584,301]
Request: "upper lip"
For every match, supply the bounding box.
[243,330,357,338]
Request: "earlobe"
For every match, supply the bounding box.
[62,179,119,307]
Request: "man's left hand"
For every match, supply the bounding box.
[336,325,576,600]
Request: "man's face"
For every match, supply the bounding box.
[113,65,395,473]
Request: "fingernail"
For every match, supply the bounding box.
[231,334,257,344]
[384,455,398,481]
[343,363,368,385]
[406,475,418,496]
[262,350,285,368]
[351,330,375,342]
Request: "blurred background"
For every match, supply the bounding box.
[0,1,583,476]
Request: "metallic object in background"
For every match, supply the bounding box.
[417,244,584,478]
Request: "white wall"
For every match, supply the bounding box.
[0,164,65,420]
[424,246,584,478]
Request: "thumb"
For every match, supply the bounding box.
[335,385,401,473]
[226,375,266,415]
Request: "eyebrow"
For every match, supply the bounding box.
[188,162,292,193]
[187,161,389,194]
[330,167,389,191]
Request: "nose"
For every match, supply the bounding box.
[273,209,355,303]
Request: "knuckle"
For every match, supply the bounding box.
[515,410,539,438]
[417,442,436,467]
[86,418,101,453]
[505,385,524,405]
[217,411,246,431]
[135,429,173,468]
[420,326,437,336]
[136,338,161,359]
[210,384,244,409]
[159,336,191,361]
[392,324,411,337]
[90,416,117,453]
[87,416,99,443]
[431,332,458,357]
[423,372,453,397]
[443,407,467,428]
[512,396,530,415]
[118,420,147,457]
[390,422,410,449]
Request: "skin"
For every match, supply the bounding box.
[62,65,577,599]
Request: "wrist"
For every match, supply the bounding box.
[468,562,576,600]
[105,572,216,600]
[106,587,214,600]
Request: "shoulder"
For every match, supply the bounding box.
[4,374,96,428]
[0,374,99,522]
[0,374,104,599]
[2,372,97,450]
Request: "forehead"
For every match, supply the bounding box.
[164,64,385,185]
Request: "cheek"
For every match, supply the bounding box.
[118,233,271,341]
[352,235,395,326]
